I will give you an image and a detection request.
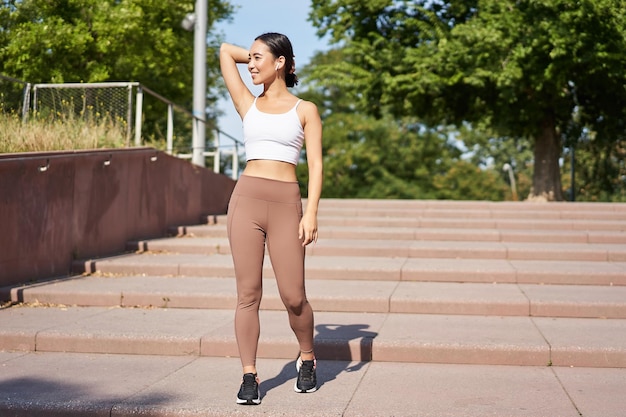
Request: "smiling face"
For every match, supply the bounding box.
[248,39,282,85]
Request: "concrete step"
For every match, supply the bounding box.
[74,252,626,286]
[129,236,626,262]
[200,213,626,231]
[6,275,626,319]
[317,207,626,221]
[320,216,626,231]
[315,198,626,214]
[2,304,625,368]
[174,223,626,244]
[3,352,624,417]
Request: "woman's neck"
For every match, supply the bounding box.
[262,79,289,97]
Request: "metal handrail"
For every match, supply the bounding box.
[28,81,243,179]
[138,84,243,179]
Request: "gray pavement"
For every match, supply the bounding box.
[2,352,626,417]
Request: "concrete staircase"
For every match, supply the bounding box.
[2,199,626,416]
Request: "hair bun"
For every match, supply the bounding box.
[286,73,299,87]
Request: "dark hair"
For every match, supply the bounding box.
[255,32,299,87]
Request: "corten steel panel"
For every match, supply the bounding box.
[125,151,170,241]
[0,155,75,282]
[124,151,235,241]
[0,148,235,289]
[0,158,25,266]
[71,151,131,260]
[164,154,204,228]
[200,163,236,216]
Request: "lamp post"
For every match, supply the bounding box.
[503,163,518,201]
[183,0,207,167]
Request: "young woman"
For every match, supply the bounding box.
[219,32,323,405]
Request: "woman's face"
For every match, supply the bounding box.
[248,40,278,85]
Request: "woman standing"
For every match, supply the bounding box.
[219,32,323,405]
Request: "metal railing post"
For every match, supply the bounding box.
[33,86,38,114]
[166,104,174,154]
[134,86,143,146]
[213,129,220,173]
[22,83,31,122]
[126,84,133,145]
[232,142,239,180]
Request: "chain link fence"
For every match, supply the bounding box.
[33,82,135,143]
[1,77,242,178]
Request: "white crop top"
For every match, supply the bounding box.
[242,97,305,165]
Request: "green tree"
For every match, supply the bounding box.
[0,0,234,141]
[297,51,508,200]
[562,135,626,202]
[457,123,534,200]
[309,0,626,201]
[433,159,508,201]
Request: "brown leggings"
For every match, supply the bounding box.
[226,175,314,368]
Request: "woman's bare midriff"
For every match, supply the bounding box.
[242,159,298,182]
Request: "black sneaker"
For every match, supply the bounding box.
[236,373,261,405]
[294,356,317,393]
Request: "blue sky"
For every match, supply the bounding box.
[213,0,330,141]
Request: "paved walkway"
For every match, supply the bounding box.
[2,351,625,416]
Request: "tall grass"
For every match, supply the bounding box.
[0,112,127,154]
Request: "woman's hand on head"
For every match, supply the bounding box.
[220,43,254,118]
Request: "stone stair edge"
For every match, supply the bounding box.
[68,252,626,287]
[6,274,626,319]
[171,223,626,243]
[195,216,626,234]
[201,211,626,222]
[317,209,626,222]
[124,237,626,264]
[311,198,626,211]
[2,305,626,368]
[197,198,626,221]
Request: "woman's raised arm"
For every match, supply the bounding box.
[220,43,254,119]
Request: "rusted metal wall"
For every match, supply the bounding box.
[0,148,235,288]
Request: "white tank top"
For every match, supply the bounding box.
[242,97,305,166]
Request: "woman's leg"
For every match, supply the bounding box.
[266,197,315,357]
[227,183,268,374]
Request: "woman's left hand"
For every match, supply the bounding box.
[299,213,318,246]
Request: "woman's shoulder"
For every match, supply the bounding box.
[296,98,319,114]
[294,98,321,127]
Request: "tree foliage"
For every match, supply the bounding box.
[297,48,509,201]
[296,107,509,200]
[0,0,235,140]
[563,136,626,202]
[309,0,626,201]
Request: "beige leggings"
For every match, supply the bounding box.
[226,175,314,368]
